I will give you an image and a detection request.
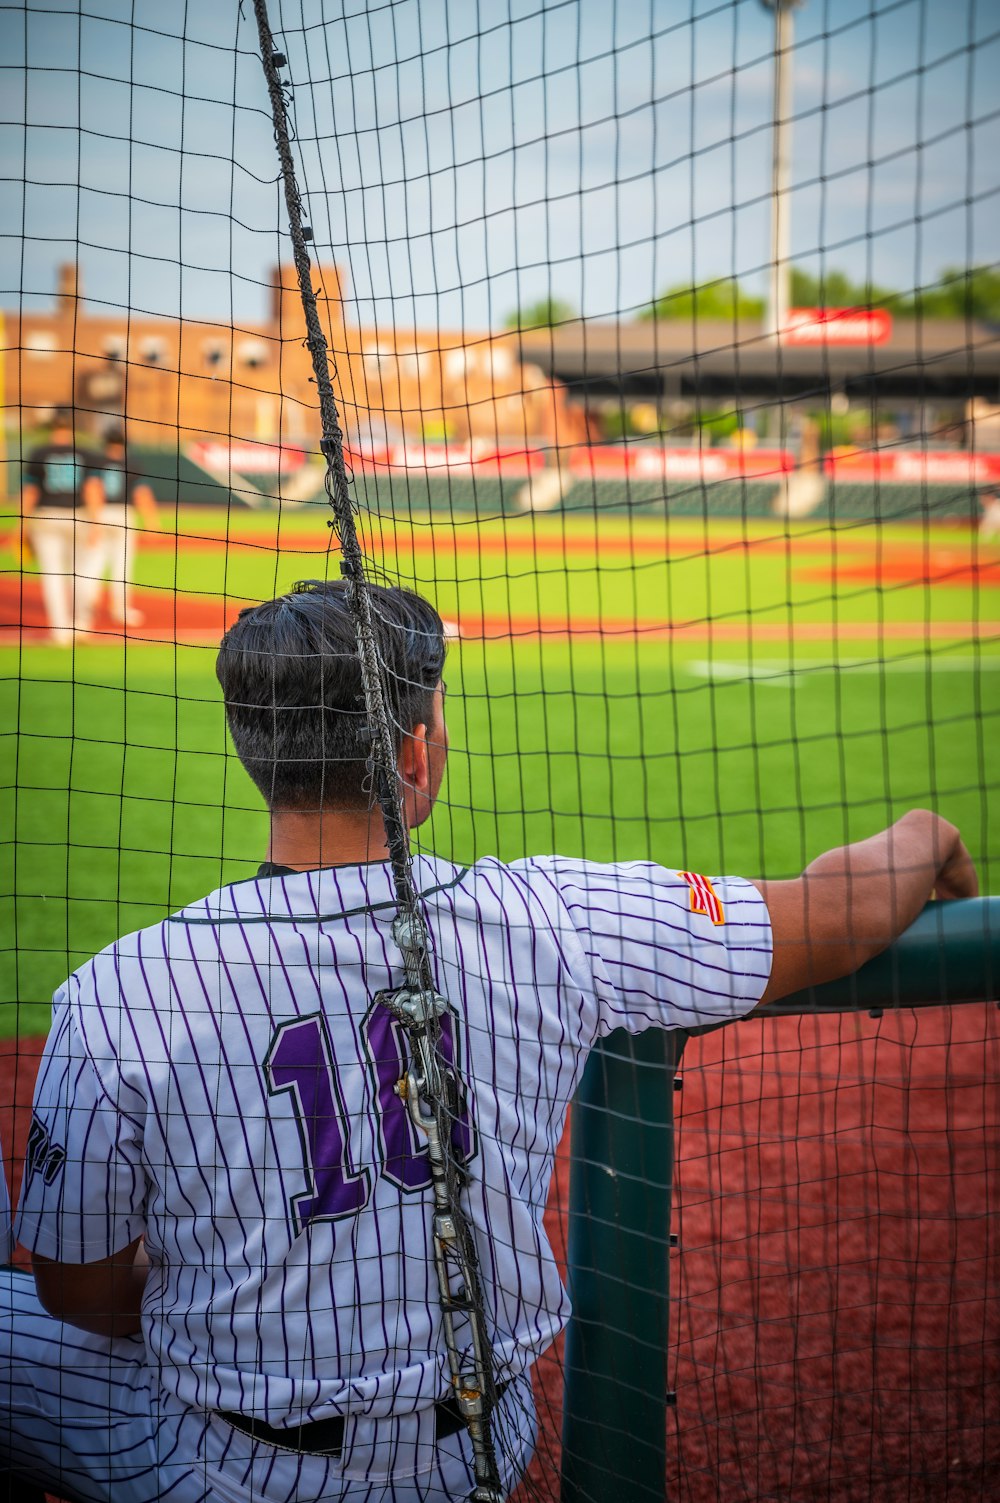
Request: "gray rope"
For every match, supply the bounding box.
[251,8,503,1497]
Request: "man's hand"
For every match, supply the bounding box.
[934,833,978,901]
[32,1237,149,1337]
[756,811,978,1007]
[82,473,105,523]
[19,481,40,521]
[134,482,161,530]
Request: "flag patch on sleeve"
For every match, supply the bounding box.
[678,871,725,926]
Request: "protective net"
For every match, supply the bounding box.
[1,1,998,1500]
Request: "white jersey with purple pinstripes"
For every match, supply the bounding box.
[15,853,771,1452]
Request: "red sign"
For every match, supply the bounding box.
[187,441,305,475]
[782,307,893,346]
[824,449,1000,484]
[342,441,545,477]
[569,446,795,481]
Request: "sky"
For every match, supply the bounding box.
[1,0,997,336]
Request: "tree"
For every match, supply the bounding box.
[503,298,577,330]
[789,267,897,308]
[518,266,1000,328]
[787,265,1000,319]
[638,278,764,321]
[909,266,1000,322]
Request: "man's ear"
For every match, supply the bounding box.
[398,722,430,793]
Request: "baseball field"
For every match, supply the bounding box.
[1,499,998,1498]
[2,501,998,1034]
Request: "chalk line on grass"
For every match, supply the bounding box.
[685,655,1000,686]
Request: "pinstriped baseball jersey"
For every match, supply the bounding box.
[0,1162,11,1264]
[15,853,771,1440]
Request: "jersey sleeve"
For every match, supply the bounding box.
[14,985,147,1263]
[0,1160,13,1264]
[524,857,772,1035]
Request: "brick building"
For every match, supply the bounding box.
[3,263,584,453]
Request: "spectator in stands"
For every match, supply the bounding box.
[18,409,104,646]
[94,429,161,627]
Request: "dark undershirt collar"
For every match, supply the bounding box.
[256,859,388,878]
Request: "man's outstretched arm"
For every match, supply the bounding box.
[755,810,978,1007]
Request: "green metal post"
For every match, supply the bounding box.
[559,896,998,1502]
[561,1026,685,1502]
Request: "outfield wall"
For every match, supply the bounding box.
[3,438,988,522]
[127,461,989,524]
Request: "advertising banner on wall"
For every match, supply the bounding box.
[782,308,894,345]
[343,442,545,476]
[825,449,1000,484]
[187,441,306,475]
[569,446,795,480]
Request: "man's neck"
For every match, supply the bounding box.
[266,806,394,871]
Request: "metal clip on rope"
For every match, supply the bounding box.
[252,8,504,1498]
[382,974,504,1503]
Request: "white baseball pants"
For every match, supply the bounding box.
[95,504,138,622]
[26,509,104,645]
[0,1269,535,1503]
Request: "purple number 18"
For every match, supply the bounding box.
[265,1002,473,1233]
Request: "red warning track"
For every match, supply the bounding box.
[666,1002,1000,1500]
[0,576,237,647]
[455,616,1000,643]
[798,548,1000,589]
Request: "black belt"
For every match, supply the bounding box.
[217,1385,507,1457]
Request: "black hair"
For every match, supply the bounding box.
[216,579,446,810]
[105,427,126,447]
[51,408,74,431]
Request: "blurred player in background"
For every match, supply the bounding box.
[17,409,104,646]
[94,428,161,628]
[978,484,1000,541]
[0,582,978,1502]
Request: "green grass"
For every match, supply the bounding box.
[124,509,995,630]
[2,510,998,1036]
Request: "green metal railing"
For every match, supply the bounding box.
[560,896,999,1501]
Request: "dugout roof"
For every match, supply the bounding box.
[515,318,1000,403]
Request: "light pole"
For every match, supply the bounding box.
[761,0,803,341]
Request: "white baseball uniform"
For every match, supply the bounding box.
[0,1160,12,1265]
[22,442,105,644]
[3,853,771,1501]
